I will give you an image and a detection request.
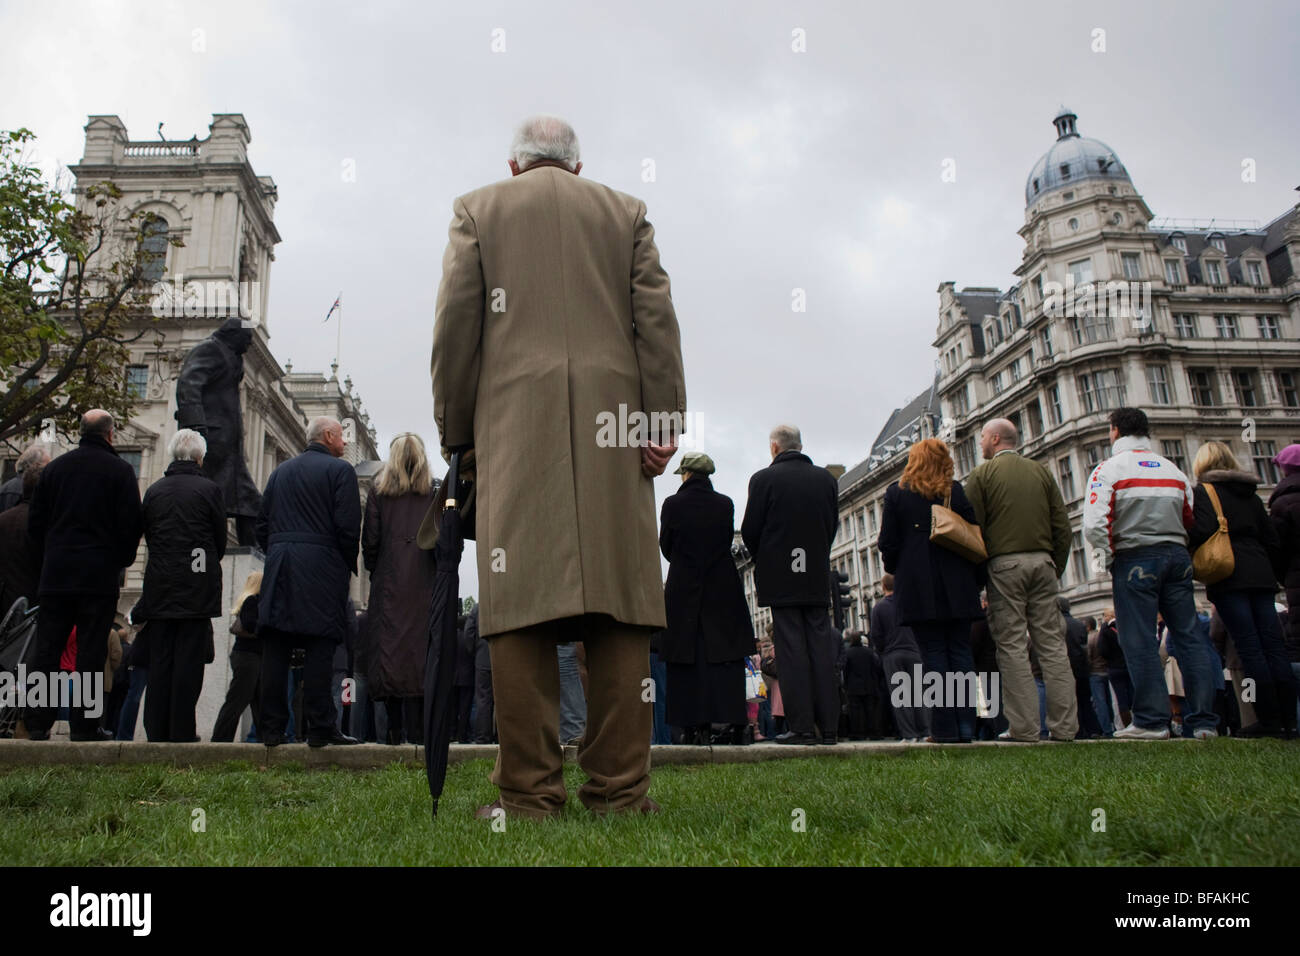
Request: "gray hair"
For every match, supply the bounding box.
[307,416,340,444]
[770,424,802,453]
[15,442,52,475]
[169,428,207,463]
[509,115,580,171]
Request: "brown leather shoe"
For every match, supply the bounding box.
[640,796,661,814]
[474,799,504,820]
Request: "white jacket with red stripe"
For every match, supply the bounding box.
[1082,434,1195,569]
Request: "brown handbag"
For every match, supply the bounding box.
[930,489,988,563]
[1192,483,1234,584]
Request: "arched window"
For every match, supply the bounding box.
[140,215,169,283]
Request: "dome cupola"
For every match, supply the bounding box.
[1025,107,1131,206]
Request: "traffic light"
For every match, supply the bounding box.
[830,569,852,631]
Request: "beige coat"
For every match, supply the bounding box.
[431,165,686,637]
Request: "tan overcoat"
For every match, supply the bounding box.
[431,165,686,637]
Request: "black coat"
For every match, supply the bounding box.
[740,450,838,608]
[659,476,755,664]
[27,434,142,597]
[1268,472,1300,646]
[362,488,438,697]
[1097,619,1126,671]
[1063,612,1089,679]
[0,498,39,611]
[135,459,227,620]
[174,319,262,519]
[877,480,982,626]
[256,443,361,642]
[843,642,885,696]
[969,610,997,674]
[1189,470,1283,598]
[0,474,22,512]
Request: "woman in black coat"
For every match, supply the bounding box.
[1268,445,1300,706]
[362,434,439,744]
[1189,441,1296,737]
[659,456,755,743]
[877,438,982,743]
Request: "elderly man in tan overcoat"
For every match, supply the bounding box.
[432,115,686,819]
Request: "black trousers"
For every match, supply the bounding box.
[212,648,263,742]
[143,619,210,742]
[26,592,118,736]
[453,684,474,743]
[1074,670,1103,737]
[770,605,839,736]
[472,663,495,742]
[260,630,335,741]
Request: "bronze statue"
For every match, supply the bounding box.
[175,318,262,545]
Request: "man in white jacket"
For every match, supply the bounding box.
[1082,407,1220,739]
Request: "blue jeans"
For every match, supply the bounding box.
[1212,589,1297,727]
[911,620,975,741]
[1089,674,1115,735]
[1111,544,1218,734]
[649,651,671,744]
[557,642,587,743]
[115,666,148,740]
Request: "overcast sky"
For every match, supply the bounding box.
[3,0,1297,597]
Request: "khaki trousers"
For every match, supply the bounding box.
[985,550,1079,741]
[488,613,652,818]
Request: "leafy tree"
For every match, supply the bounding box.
[0,127,181,448]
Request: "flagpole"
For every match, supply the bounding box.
[335,293,343,368]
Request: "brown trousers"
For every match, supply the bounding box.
[488,613,652,818]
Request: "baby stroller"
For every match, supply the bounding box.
[0,597,40,737]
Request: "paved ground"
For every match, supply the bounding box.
[0,737,1127,769]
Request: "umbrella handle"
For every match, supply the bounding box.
[444,451,462,511]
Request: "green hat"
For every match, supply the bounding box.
[675,452,715,475]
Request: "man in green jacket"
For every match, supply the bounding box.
[964,418,1078,743]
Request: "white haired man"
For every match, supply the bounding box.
[256,416,362,746]
[740,425,841,744]
[0,441,52,512]
[135,428,227,741]
[433,114,685,818]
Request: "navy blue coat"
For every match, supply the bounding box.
[255,443,361,642]
[877,480,982,626]
[740,450,839,607]
[659,476,755,664]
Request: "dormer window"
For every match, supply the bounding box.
[1032,178,1040,194]
[1205,260,1224,285]
[1247,261,1266,286]
[1059,163,1071,179]
[1209,236,1226,253]
[1171,235,1187,253]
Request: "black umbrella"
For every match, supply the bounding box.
[423,450,467,818]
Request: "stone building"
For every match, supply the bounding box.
[835,107,1300,628]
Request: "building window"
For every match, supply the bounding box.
[1027,399,1044,438]
[1258,315,1281,340]
[1084,441,1110,470]
[1164,260,1182,285]
[1033,274,1044,303]
[1010,357,1024,382]
[1072,531,1089,585]
[1068,217,1080,232]
[952,383,970,418]
[1215,314,1239,339]
[1247,260,1267,286]
[1161,439,1186,472]
[1048,384,1063,425]
[1121,252,1142,280]
[869,506,878,535]
[1039,326,1053,358]
[1278,370,1299,408]
[119,451,142,477]
[1173,313,1198,338]
[1188,368,1218,407]
[1234,369,1258,408]
[1057,456,1076,500]
[992,371,1005,394]
[1146,364,1172,405]
[140,215,169,283]
[1205,260,1225,285]
[1071,314,1114,345]
[955,438,976,477]
[1067,258,1094,285]
[1254,441,1279,485]
[1209,236,1226,253]
[1171,235,1187,253]
[1077,368,1127,413]
[125,365,149,400]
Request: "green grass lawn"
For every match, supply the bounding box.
[1,742,1297,866]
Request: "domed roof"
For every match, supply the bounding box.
[1025,107,1131,206]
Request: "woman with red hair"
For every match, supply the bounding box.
[877,438,984,742]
